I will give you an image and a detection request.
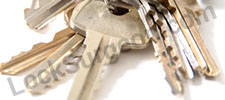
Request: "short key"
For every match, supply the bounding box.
[68,0,149,100]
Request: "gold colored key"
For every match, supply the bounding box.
[0,28,78,75]
[27,31,84,94]
[105,0,220,96]
[0,0,220,99]
[160,0,220,77]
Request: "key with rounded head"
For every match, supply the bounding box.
[68,0,149,100]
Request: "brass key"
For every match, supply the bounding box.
[105,0,220,96]
[0,0,220,99]
[0,28,78,75]
[159,0,220,77]
[27,31,84,94]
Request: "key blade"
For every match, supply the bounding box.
[68,1,149,99]
[149,1,197,79]
[25,0,75,30]
[137,2,184,94]
[0,28,76,75]
[170,0,220,76]
[150,18,184,95]
[68,30,103,100]
[27,33,84,94]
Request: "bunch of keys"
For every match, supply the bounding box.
[0,0,220,100]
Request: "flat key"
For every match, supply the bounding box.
[147,4,184,95]
[148,0,199,79]
[148,2,197,80]
[107,0,184,95]
[106,0,220,96]
[26,32,84,94]
[162,0,220,77]
[0,28,76,75]
[25,0,76,30]
[68,0,149,100]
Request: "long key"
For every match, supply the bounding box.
[148,15,184,95]
[145,2,185,95]
[160,0,220,77]
[68,0,149,100]
[25,0,76,30]
[0,28,76,75]
[148,0,199,79]
[105,0,184,95]
[150,4,195,79]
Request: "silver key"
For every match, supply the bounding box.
[105,0,184,95]
[25,0,76,30]
[149,0,199,75]
[68,0,149,100]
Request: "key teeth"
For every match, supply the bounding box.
[152,4,183,70]
[10,52,26,61]
[7,42,48,62]
[0,42,49,69]
[0,42,46,73]
[0,28,77,75]
[157,0,176,13]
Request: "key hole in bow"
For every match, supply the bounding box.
[108,6,130,16]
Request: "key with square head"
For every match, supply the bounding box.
[25,0,77,30]
[67,0,149,100]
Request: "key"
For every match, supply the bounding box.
[144,1,185,95]
[106,0,184,95]
[0,28,78,75]
[149,2,196,79]
[140,0,219,94]
[67,0,149,100]
[106,0,220,96]
[26,31,84,94]
[159,0,220,77]
[141,0,219,94]
[0,27,85,94]
[25,0,76,30]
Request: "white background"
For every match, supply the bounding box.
[0,0,225,100]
